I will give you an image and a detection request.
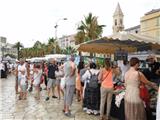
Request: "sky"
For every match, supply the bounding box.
[0,0,160,48]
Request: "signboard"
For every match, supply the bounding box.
[114,49,128,61]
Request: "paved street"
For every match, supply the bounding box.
[0,74,100,120]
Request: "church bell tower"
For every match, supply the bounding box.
[112,3,124,34]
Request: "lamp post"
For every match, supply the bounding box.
[54,18,67,53]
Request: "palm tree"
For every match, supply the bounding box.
[13,42,24,60]
[62,46,76,55]
[48,37,56,44]
[48,37,61,54]
[76,13,105,43]
[75,13,105,56]
[29,47,35,58]
[75,31,85,45]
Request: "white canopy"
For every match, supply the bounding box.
[108,31,160,44]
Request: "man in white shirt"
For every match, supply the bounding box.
[119,60,130,82]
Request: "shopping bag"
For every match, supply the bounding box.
[139,83,150,107]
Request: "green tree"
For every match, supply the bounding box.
[62,46,76,55]
[75,31,85,45]
[48,37,61,54]
[48,37,56,44]
[76,13,105,43]
[13,42,24,60]
[75,13,105,56]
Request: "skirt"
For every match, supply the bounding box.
[83,86,100,110]
[125,99,146,120]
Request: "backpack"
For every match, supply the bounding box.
[87,70,99,88]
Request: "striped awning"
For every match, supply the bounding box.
[77,32,160,54]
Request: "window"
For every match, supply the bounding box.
[115,19,117,26]
[120,19,123,25]
[157,17,160,26]
[156,31,160,40]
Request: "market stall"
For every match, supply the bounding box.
[77,32,160,54]
[77,32,159,120]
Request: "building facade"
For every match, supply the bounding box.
[58,34,76,48]
[125,25,140,34]
[0,37,17,60]
[112,4,160,61]
[140,9,160,41]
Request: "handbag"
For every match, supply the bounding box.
[40,75,44,84]
[138,72,150,106]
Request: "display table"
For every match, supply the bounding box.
[1,70,6,78]
[110,95,125,120]
[110,93,156,120]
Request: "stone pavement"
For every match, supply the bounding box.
[0,74,99,120]
[0,74,117,120]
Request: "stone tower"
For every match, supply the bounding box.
[112,3,124,34]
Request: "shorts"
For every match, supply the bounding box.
[21,85,27,92]
[47,78,56,89]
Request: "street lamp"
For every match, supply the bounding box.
[54,18,67,40]
[54,18,67,54]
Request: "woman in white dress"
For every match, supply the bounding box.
[33,64,42,100]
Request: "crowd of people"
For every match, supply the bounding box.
[10,54,160,120]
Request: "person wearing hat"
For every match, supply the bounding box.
[147,55,160,85]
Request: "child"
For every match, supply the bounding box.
[20,70,27,100]
[33,64,42,100]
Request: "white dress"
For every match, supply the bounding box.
[33,69,42,86]
[124,67,146,120]
[20,75,27,86]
